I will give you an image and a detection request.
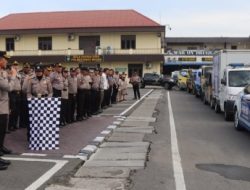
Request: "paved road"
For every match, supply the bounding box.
[1,88,152,190]
[131,90,250,190]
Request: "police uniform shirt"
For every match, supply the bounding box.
[27,76,52,98]
[77,74,92,90]
[50,72,64,90]
[91,75,101,90]
[12,73,21,91]
[20,72,35,93]
[68,75,77,94]
[0,70,15,114]
[61,77,69,99]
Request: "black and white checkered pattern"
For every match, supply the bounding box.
[28,97,61,151]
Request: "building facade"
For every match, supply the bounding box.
[0,10,165,76]
[164,37,250,74]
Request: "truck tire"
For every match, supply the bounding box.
[215,102,221,113]
[224,103,233,121]
[234,109,242,131]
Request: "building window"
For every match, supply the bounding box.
[231,45,237,50]
[121,35,136,49]
[38,37,52,50]
[6,38,15,51]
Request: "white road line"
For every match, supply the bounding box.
[3,157,68,190]
[119,89,154,116]
[167,92,187,190]
[21,153,47,157]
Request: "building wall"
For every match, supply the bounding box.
[0,32,161,51]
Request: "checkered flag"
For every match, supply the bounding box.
[28,97,61,150]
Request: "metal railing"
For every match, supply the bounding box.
[6,48,163,56]
[7,49,84,56]
[97,48,164,55]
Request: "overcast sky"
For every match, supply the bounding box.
[1,0,250,37]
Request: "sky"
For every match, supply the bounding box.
[1,0,250,37]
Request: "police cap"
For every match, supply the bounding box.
[35,65,43,72]
[0,51,10,59]
[23,62,31,68]
[12,61,19,65]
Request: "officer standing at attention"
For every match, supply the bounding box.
[91,68,101,115]
[27,65,53,98]
[19,63,33,129]
[50,63,63,97]
[0,51,16,170]
[26,65,52,141]
[77,67,92,121]
[68,68,78,123]
[60,68,69,126]
[8,61,22,132]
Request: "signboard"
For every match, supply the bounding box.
[115,68,127,73]
[178,57,197,62]
[66,55,103,62]
[202,57,213,62]
[166,50,214,56]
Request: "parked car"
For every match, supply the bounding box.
[141,73,176,90]
[177,69,189,90]
[234,84,250,130]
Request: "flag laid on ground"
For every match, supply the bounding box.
[28,97,61,150]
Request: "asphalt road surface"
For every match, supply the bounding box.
[131,90,250,190]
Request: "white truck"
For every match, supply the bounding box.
[212,50,250,121]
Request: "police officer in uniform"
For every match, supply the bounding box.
[60,68,69,126]
[68,68,77,123]
[91,68,101,114]
[0,51,15,170]
[27,65,53,98]
[19,63,34,129]
[8,61,22,132]
[50,63,63,97]
[77,67,92,121]
[27,65,52,140]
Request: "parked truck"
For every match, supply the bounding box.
[212,50,250,121]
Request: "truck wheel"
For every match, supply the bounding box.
[234,109,242,131]
[215,102,221,113]
[224,103,233,121]
[224,111,231,121]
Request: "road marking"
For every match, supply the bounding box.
[167,92,187,190]
[21,153,47,157]
[3,157,68,190]
[119,89,154,116]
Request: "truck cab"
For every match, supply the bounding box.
[218,65,250,120]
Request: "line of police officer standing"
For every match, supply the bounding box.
[0,50,126,170]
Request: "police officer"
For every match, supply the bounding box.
[19,63,34,129]
[77,67,92,121]
[50,63,63,97]
[0,51,15,170]
[68,68,77,123]
[44,66,52,79]
[91,68,101,114]
[8,61,21,132]
[60,68,69,126]
[27,65,53,98]
[27,65,52,141]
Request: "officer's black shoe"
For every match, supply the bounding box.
[5,130,11,134]
[0,158,11,165]
[1,147,12,154]
[0,151,4,157]
[0,163,8,170]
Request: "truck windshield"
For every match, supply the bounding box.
[229,71,250,87]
